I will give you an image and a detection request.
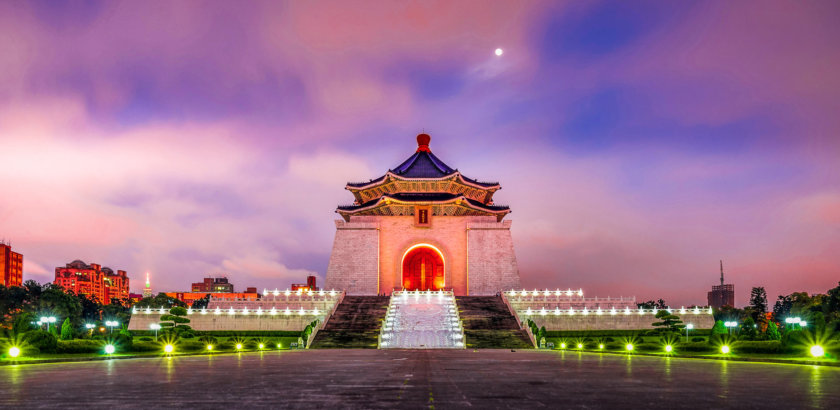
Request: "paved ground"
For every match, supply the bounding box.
[1,349,839,409]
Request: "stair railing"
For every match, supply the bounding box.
[306,290,345,348]
[501,291,538,348]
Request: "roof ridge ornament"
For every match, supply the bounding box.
[416,133,431,153]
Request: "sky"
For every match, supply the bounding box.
[1,0,838,307]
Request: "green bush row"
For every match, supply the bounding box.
[544,329,711,338]
[130,330,303,337]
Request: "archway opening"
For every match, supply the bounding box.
[401,245,444,291]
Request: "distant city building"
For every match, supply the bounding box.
[54,260,130,304]
[707,260,735,309]
[192,276,234,293]
[128,293,144,304]
[166,291,259,306]
[291,275,319,292]
[1,242,23,287]
[142,273,153,298]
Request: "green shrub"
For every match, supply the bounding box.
[110,333,133,350]
[131,330,303,337]
[198,335,218,345]
[545,329,711,338]
[178,340,206,351]
[23,330,58,353]
[57,339,103,354]
[60,318,74,341]
[735,341,783,354]
[679,342,716,353]
[691,337,705,342]
[139,337,154,342]
[130,341,161,352]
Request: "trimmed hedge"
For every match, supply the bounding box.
[57,340,104,354]
[544,329,711,338]
[131,330,303,337]
[23,330,58,354]
[131,341,162,352]
[733,341,783,354]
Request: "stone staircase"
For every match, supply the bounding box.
[456,296,534,349]
[310,296,390,348]
[379,290,464,349]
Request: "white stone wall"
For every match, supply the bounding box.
[323,215,522,296]
[324,220,379,295]
[467,220,521,295]
[523,313,716,331]
[128,313,322,332]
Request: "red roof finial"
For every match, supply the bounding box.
[417,133,431,152]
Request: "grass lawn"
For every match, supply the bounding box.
[1,336,305,365]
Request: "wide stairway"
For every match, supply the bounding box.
[379,290,464,349]
[456,296,534,349]
[310,296,390,348]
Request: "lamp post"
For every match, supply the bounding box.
[784,317,804,330]
[685,323,694,342]
[724,321,737,335]
[150,323,161,340]
[105,320,119,334]
[40,316,57,332]
[85,323,95,336]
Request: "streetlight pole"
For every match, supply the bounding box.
[150,323,161,340]
[685,323,694,343]
[105,321,119,334]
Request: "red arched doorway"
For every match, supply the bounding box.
[401,245,444,291]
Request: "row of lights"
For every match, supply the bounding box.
[135,307,324,316]
[525,306,712,316]
[508,289,584,297]
[262,289,339,297]
[554,342,826,358]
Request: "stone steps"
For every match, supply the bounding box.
[456,296,533,349]
[310,296,390,349]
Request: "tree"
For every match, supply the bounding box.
[133,293,187,309]
[766,321,781,341]
[159,306,191,333]
[60,317,73,340]
[749,287,767,320]
[740,317,757,340]
[637,299,667,309]
[711,320,727,335]
[652,310,685,334]
[191,294,211,310]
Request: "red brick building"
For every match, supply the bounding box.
[165,291,259,306]
[1,243,23,287]
[191,276,234,293]
[54,260,130,304]
[291,275,319,292]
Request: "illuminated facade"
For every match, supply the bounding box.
[324,134,521,296]
[1,242,23,287]
[191,276,234,293]
[54,260,130,304]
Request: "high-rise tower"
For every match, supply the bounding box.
[143,272,153,298]
[707,260,735,308]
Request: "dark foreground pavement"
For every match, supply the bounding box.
[1,349,838,409]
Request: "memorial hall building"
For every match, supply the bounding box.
[324,134,522,296]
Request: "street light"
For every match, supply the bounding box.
[40,316,57,332]
[686,323,694,342]
[150,323,161,340]
[724,321,738,335]
[8,346,21,358]
[105,320,119,334]
[104,344,115,355]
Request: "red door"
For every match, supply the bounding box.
[402,247,444,291]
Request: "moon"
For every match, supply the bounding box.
[495,48,503,56]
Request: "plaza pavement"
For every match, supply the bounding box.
[1,349,838,409]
